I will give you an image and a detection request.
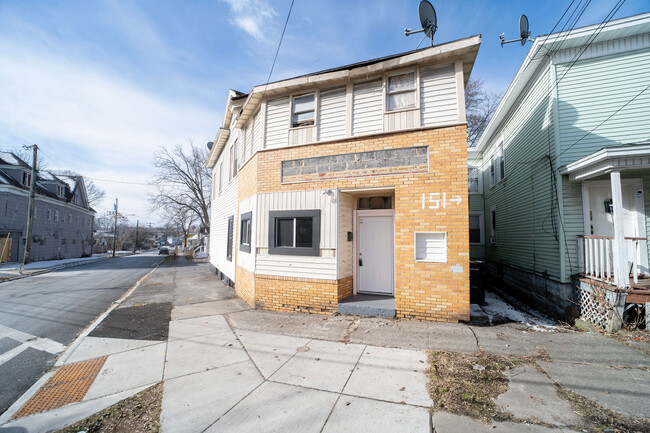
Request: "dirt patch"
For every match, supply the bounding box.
[56,383,162,433]
[428,350,650,432]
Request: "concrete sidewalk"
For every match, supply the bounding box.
[1,257,649,432]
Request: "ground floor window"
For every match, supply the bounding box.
[469,212,484,245]
[268,210,320,256]
[240,211,252,253]
[226,216,234,261]
[490,206,497,245]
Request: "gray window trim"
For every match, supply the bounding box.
[268,210,320,256]
[240,211,252,253]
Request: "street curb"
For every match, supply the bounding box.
[0,254,135,285]
[55,257,165,367]
[0,256,165,424]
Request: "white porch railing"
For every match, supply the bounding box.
[577,235,645,286]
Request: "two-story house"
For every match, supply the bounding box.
[0,152,95,262]
[207,36,481,322]
[470,12,650,327]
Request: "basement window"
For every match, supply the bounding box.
[269,210,320,256]
[240,211,252,253]
[292,93,315,127]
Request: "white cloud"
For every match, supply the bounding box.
[0,37,218,225]
[222,0,277,42]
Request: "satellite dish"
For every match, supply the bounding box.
[519,14,530,46]
[499,14,533,47]
[405,0,438,47]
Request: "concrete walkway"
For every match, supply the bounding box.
[1,258,649,432]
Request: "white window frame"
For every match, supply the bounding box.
[490,206,497,245]
[22,171,31,187]
[468,165,482,194]
[47,209,52,221]
[384,69,420,113]
[414,231,447,263]
[55,210,59,222]
[469,212,485,245]
[230,140,238,181]
[490,156,496,187]
[290,92,317,129]
[218,162,223,194]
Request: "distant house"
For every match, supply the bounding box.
[207,36,481,322]
[0,152,95,262]
[469,13,650,324]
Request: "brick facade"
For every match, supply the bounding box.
[232,125,469,322]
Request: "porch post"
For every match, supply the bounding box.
[610,170,629,288]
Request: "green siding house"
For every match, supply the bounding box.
[470,12,650,322]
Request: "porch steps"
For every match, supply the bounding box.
[337,294,396,318]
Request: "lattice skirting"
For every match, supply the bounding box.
[577,284,610,329]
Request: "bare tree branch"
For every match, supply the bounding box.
[465,79,502,147]
[149,140,211,233]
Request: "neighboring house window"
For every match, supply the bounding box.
[268,210,320,256]
[230,141,238,180]
[55,210,59,222]
[490,156,496,187]
[57,186,64,197]
[47,210,51,221]
[22,172,31,187]
[68,214,72,224]
[72,239,76,245]
[468,166,481,193]
[386,71,416,111]
[226,216,234,261]
[469,213,484,245]
[240,211,252,253]
[490,206,497,245]
[497,143,505,181]
[292,93,315,127]
[62,238,66,245]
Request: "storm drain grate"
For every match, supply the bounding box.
[13,356,108,419]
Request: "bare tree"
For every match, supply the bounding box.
[167,208,196,248]
[465,79,502,147]
[50,170,106,206]
[149,141,211,234]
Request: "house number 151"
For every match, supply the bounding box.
[421,192,462,210]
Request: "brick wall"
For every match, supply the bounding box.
[337,276,353,301]
[231,125,469,322]
[235,265,255,307]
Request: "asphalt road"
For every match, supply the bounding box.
[0,253,164,415]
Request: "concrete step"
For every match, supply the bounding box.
[338,294,395,318]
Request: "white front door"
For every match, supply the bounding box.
[584,179,648,274]
[357,212,394,295]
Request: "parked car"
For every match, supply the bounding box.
[158,246,170,255]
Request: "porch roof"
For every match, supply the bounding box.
[558,142,650,181]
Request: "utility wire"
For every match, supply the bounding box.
[260,0,296,101]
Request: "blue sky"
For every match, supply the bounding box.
[0,0,648,224]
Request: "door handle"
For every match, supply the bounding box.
[359,258,363,266]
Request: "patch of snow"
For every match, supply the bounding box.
[0,255,105,270]
[0,152,24,166]
[194,252,208,259]
[477,292,561,331]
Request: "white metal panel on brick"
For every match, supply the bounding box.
[352,80,383,136]
[415,232,447,262]
[337,192,354,278]
[265,97,290,148]
[255,189,337,249]
[318,86,347,141]
[420,63,458,127]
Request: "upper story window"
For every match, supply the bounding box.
[57,185,65,197]
[55,210,60,222]
[497,143,505,181]
[386,72,416,111]
[230,140,238,181]
[218,162,223,194]
[468,166,481,193]
[292,93,315,127]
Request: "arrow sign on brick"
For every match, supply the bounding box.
[450,195,462,205]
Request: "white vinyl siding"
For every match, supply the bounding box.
[245,122,254,161]
[318,87,347,141]
[253,109,263,153]
[265,97,290,148]
[415,232,447,262]
[256,255,337,280]
[352,79,383,136]
[420,63,458,127]
[237,195,256,273]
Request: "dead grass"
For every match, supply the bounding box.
[57,383,162,433]
[428,350,650,432]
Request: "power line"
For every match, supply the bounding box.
[261,0,296,100]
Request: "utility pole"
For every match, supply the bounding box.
[112,198,118,258]
[20,144,38,274]
[133,220,139,253]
